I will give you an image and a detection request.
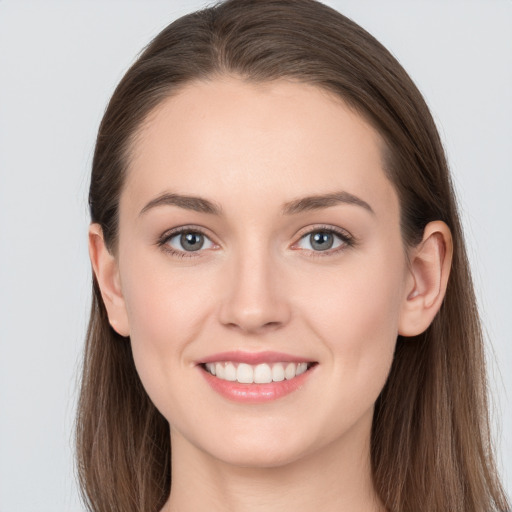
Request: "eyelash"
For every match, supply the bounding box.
[156,224,355,259]
[293,224,355,258]
[157,226,215,259]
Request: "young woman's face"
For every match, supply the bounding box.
[115,77,411,467]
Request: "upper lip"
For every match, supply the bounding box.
[198,351,316,365]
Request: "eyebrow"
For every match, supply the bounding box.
[139,190,374,217]
[139,192,223,217]
[282,191,374,216]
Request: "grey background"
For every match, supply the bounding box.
[0,1,510,510]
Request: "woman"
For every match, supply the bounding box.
[76,0,510,510]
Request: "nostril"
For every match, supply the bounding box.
[263,321,282,329]
[222,321,284,334]
[220,308,288,333]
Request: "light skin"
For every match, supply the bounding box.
[89,76,452,512]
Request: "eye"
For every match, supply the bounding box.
[294,228,352,253]
[160,228,216,255]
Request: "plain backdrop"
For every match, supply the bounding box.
[0,1,510,510]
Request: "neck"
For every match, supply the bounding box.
[162,410,384,512]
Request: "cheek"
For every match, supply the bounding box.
[121,251,215,342]
[301,246,406,398]
[118,251,218,399]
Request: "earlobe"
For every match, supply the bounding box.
[398,221,453,337]
[88,224,130,337]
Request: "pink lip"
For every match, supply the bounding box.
[198,354,317,403]
[198,350,313,365]
[200,369,313,403]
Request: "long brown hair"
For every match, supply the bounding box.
[76,1,510,510]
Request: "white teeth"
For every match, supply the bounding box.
[237,363,253,384]
[271,364,285,382]
[254,363,272,384]
[224,362,237,381]
[215,363,225,379]
[204,361,311,383]
[296,362,308,376]
[285,362,296,380]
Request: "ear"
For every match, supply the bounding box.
[88,223,130,337]
[398,221,453,337]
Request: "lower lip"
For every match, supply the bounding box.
[199,365,315,403]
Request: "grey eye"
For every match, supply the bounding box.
[296,230,345,252]
[309,232,334,251]
[167,231,214,252]
[180,232,204,251]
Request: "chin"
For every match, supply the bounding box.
[213,443,310,469]
[192,423,321,469]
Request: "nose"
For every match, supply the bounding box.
[218,246,291,335]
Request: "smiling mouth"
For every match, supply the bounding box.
[201,361,316,384]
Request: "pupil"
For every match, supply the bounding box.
[311,232,333,251]
[181,232,203,251]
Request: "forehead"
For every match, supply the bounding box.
[122,77,397,219]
